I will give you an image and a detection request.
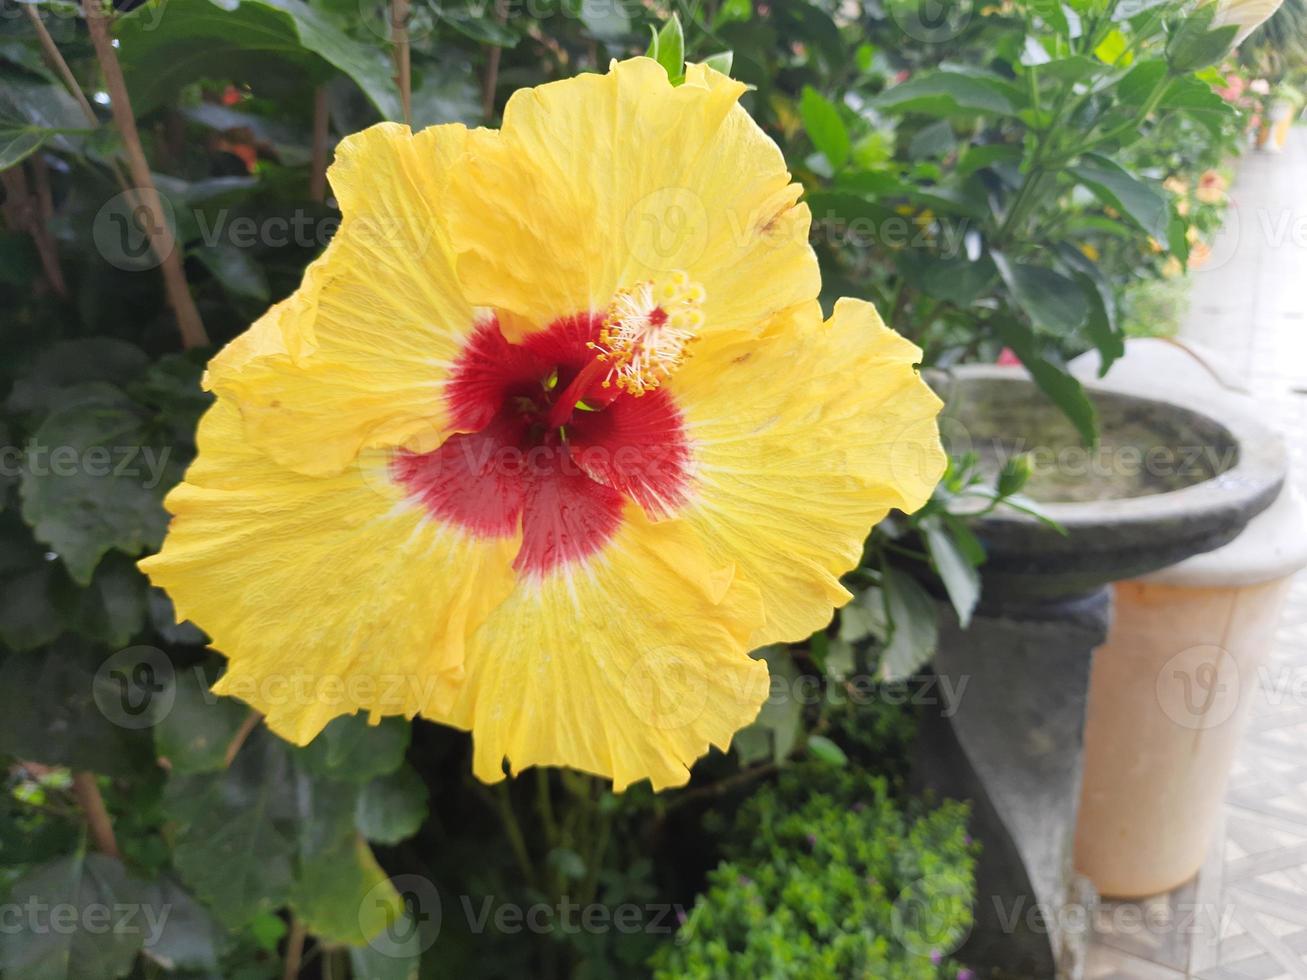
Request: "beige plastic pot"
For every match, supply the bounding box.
[1068,339,1307,898]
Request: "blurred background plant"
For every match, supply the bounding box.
[0,0,1302,976]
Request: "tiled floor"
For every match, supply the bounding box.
[1085,130,1307,978]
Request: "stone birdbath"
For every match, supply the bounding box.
[912,365,1286,980]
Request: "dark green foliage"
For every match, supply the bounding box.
[652,764,977,979]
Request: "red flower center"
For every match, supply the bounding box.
[392,314,693,575]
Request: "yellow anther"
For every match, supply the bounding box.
[592,270,706,396]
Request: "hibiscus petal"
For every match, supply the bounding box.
[140,398,518,743]
[445,58,820,344]
[565,390,692,518]
[206,123,479,476]
[671,298,947,645]
[433,510,769,791]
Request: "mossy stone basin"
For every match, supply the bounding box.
[933,366,1287,596]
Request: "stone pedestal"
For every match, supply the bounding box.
[916,591,1111,980]
[912,366,1289,979]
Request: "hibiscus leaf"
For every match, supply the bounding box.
[735,646,802,766]
[1070,154,1170,242]
[800,86,850,170]
[165,731,298,928]
[992,252,1089,335]
[806,734,848,767]
[922,518,981,629]
[153,663,250,775]
[648,14,685,84]
[115,0,402,120]
[0,851,147,980]
[18,384,181,586]
[878,566,939,682]
[873,69,1022,118]
[354,765,429,845]
[299,714,410,783]
[996,319,1099,447]
[0,637,155,775]
[140,876,221,973]
[289,770,403,945]
[702,50,734,75]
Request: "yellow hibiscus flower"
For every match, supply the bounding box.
[140,58,945,791]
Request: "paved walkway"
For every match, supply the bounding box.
[1086,129,1307,978]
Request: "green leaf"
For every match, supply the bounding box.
[996,320,1099,446]
[649,14,685,85]
[1094,28,1132,65]
[19,384,181,584]
[349,910,422,980]
[166,732,297,928]
[992,252,1088,334]
[806,735,848,767]
[0,125,49,171]
[838,589,888,644]
[0,852,146,980]
[800,86,850,169]
[72,554,149,648]
[878,566,939,682]
[1070,154,1170,242]
[0,637,155,775]
[874,69,1021,117]
[1074,271,1125,376]
[116,0,402,119]
[1160,75,1235,136]
[1168,214,1191,266]
[912,254,996,307]
[1035,55,1103,83]
[191,243,270,302]
[1117,59,1168,104]
[300,714,410,783]
[1166,9,1238,74]
[6,339,149,421]
[1029,0,1069,36]
[435,8,519,46]
[908,119,955,160]
[0,78,87,158]
[141,876,220,973]
[956,142,1021,177]
[702,51,734,75]
[293,832,402,945]
[923,519,981,629]
[354,765,428,845]
[734,646,802,766]
[153,665,250,774]
[548,847,587,880]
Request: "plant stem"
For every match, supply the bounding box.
[578,797,612,908]
[1,165,67,297]
[81,0,208,350]
[390,0,411,125]
[493,783,537,888]
[282,917,307,980]
[1091,72,1173,148]
[224,709,263,767]
[535,768,558,851]
[309,86,329,202]
[71,771,119,858]
[23,4,98,127]
[481,0,509,119]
